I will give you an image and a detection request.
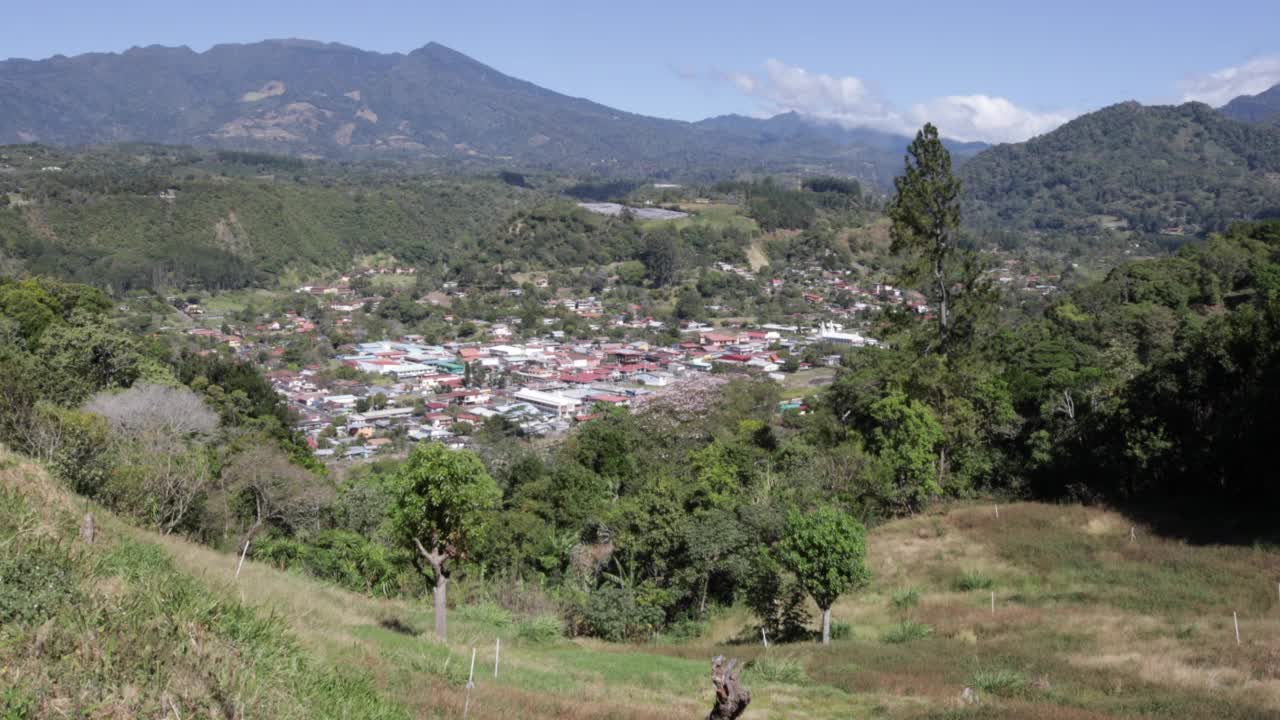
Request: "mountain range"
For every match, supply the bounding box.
[3,38,1280,245]
[1220,83,1280,127]
[0,39,949,185]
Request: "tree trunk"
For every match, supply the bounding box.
[433,567,448,642]
[821,607,832,645]
[415,538,450,642]
[935,253,950,348]
[706,655,750,720]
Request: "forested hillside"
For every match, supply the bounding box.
[0,40,911,183]
[0,146,544,290]
[960,101,1280,248]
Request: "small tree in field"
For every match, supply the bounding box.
[777,507,870,645]
[389,443,500,641]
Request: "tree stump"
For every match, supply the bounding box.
[707,655,750,720]
[79,512,95,545]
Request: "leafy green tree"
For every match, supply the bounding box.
[0,280,59,343]
[641,229,679,287]
[777,507,870,644]
[616,260,647,287]
[388,443,500,640]
[674,286,704,320]
[867,391,945,512]
[38,316,155,404]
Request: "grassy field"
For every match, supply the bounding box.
[3,447,1278,718]
[780,368,837,399]
[661,203,760,234]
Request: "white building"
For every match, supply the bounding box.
[512,388,582,418]
[814,321,877,347]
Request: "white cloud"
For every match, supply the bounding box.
[908,95,1076,144]
[721,59,1074,143]
[1181,56,1280,107]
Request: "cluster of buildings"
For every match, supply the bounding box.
[261,316,879,462]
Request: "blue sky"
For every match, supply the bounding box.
[4,0,1279,142]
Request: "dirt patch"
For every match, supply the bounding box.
[22,206,58,241]
[240,80,286,102]
[745,237,769,272]
[213,211,251,256]
[334,123,356,146]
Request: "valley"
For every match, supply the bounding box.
[3,21,1280,720]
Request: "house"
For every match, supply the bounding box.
[699,331,741,347]
[633,372,674,387]
[512,388,582,418]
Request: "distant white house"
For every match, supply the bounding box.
[512,388,582,418]
[813,322,878,347]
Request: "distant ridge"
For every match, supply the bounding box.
[0,39,919,184]
[959,100,1280,240]
[1220,83,1280,126]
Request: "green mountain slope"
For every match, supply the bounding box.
[959,101,1280,244]
[0,146,539,290]
[0,40,903,183]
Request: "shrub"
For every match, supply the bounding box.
[891,587,921,610]
[881,620,933,644]
[973,668,1026,697]
[953,571,996,591]
[0,687,35,720]
[0,538,79,625]
[571,586,665,642]
[455,601,513,629]
[748,654,808,684]
[829,622,852,640]
[743,549,813,642]
[665,618,710,641]
[516,615,563,643]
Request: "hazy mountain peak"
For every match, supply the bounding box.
[1220,82,1280,126]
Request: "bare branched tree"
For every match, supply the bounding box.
[84,383,220,533]
[222,445,331,555]
[86,383,218,438]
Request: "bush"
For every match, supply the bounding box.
[973,668,1026,697]
[254,530,402,595]
[743,550,813,642]
[829,622,852,640]
[953,571,995,591]
[0,687,35,720]
[881,620,933,644]
[891,587,921,610]
[748,654,808,684]
[0,538,79,625]
[516,615,563,643]
[665,618,710,641]
[455,601,513,629]
[571,586,665,642]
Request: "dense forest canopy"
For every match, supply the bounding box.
[960,102,1280,248]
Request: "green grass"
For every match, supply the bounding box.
[516,615,564,643]
[0,478,406,718]
[881,620,934,644]
[747,653,809,684]
[953,570,997,592]
[6,449,1279,720]
[891,587,922,611]
[971,667,1027,697]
